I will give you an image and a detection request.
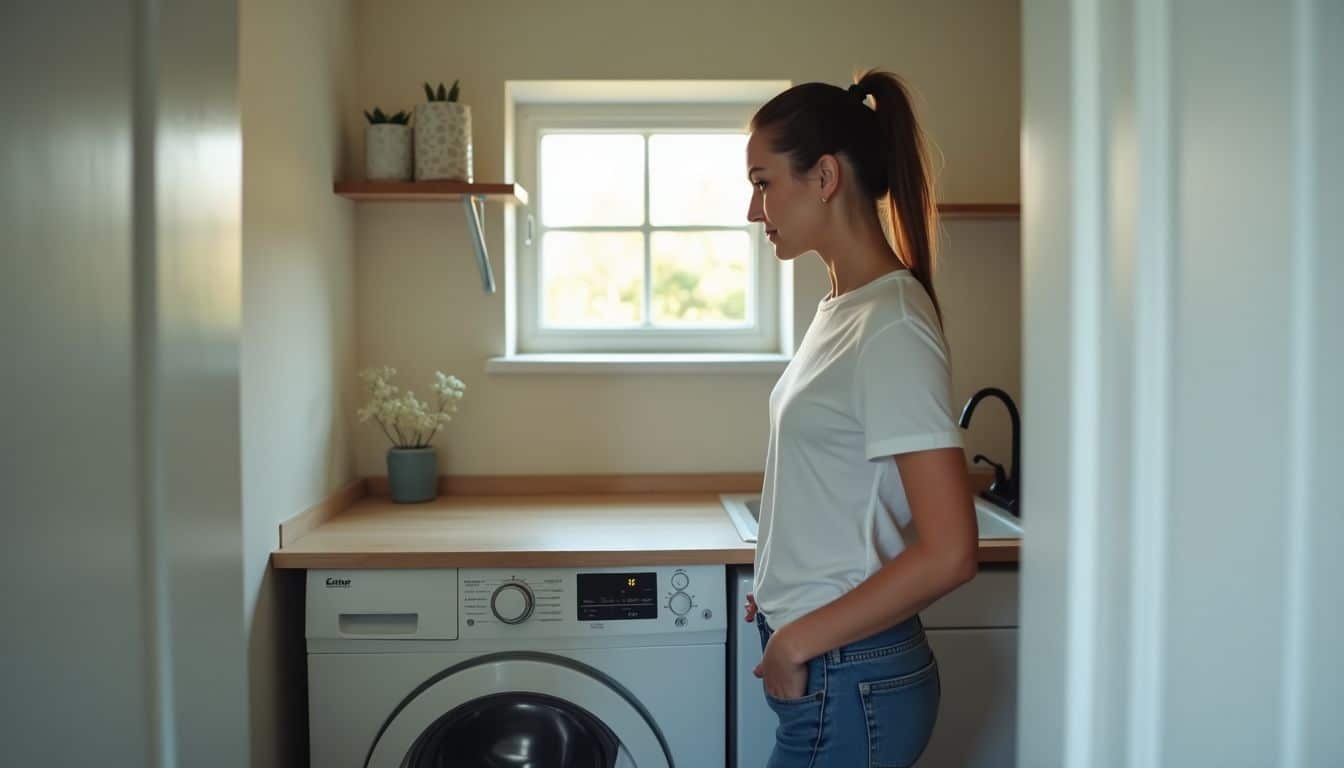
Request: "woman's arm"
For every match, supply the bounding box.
[770,446,979,665]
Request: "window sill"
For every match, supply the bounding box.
[485,353,792,375]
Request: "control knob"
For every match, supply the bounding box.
[669,592,693,616]
[491,582,535,625]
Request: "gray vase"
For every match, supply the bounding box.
[387,447,437,503]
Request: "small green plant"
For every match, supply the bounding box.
[363,107,410,125]
[423,79,461,103]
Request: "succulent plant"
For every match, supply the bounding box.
[363,107,411,125]
[423,79,461,103]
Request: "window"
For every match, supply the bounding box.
[508,84,792,359]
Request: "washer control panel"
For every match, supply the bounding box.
[459,565,725,639]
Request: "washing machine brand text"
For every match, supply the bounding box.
[324,577,351,588]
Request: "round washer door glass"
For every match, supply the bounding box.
[401,691,629,767]
[365,654,670,768]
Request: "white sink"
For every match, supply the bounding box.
[719,493,1021,543]
[972,498,1022,539]
[719,493,762,543]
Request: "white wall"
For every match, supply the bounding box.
[348,0,1022,476]
[1019,0,1343,765]
[240,1,355,766]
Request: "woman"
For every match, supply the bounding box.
[743,69,979,768]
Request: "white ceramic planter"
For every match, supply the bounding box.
[365,123,412,181]
[413,102,473,182]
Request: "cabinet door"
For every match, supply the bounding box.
[921,568,1020,628]
[921,629,1018,767]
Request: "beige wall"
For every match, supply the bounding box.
[240,0,355,766]
[349,0,1021,475]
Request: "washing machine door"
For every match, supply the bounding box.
[364,652,673,768]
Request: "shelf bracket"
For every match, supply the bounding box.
[462,194,495,294]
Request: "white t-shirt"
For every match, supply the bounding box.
[752,268,963,631]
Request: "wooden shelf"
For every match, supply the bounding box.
[938,203,1019,218]
[333,183,1008,219]
[334,180,529,206]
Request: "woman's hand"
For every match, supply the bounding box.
[744,592,758,623]
[753,625,809,699]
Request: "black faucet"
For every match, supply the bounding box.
[958,387,1021,516]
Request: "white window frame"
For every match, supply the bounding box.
[512,100,787,356]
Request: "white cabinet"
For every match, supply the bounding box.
[922,629,1019,766]
[920,567,1020,767]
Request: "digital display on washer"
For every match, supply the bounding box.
[577,572,658,621]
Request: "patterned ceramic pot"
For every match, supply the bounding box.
[413,102,473,182]
[365,123,412,181]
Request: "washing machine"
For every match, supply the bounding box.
[306,565,725,767]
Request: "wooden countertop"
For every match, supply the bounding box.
[272,492,751,569]
[270,475,1020,569]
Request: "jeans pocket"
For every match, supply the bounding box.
[764,686,824,761]
[763,656,821,707]
[859,658,940,768]
[764,687,823,707]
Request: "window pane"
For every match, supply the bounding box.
[542,231,644,326]
[650,231,750,324]
[541,134,644,226]
[649,134,750,226]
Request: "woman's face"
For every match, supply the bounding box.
[745,131,825,261]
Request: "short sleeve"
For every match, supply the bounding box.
[854,319,964,460]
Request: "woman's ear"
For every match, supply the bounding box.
[816,153,842,202]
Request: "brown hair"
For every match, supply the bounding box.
[750,69,941,320]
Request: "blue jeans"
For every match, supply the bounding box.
[756,612,940,767]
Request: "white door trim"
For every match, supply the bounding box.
[1022,0,1341,765]
[1127,0,1175,764]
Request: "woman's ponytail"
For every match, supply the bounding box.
[856,70,941,322]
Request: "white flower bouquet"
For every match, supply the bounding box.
[356,366,466,449]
